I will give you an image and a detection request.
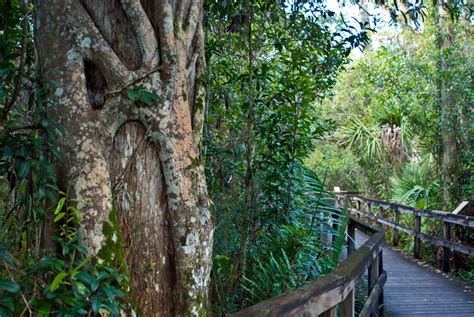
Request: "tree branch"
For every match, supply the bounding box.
[120,0,159,68]
[70,1,131,89]
[104,65,163,98]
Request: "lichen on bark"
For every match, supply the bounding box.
[35,0,213,315]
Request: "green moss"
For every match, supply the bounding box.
[198,305,207,317]
[97,204,138,310]
[194,96,205,113]
[97,206,125,268]
[192,74,207,116]
[196,73,207,87]
[189,156,201,169]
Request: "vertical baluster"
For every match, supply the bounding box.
[347,220,356,256]
[332,211,339,249]
[443,222,451,273]
[340,289,354,317]
[393,207,400,247]
[368,254,379,315]
[367,202,372,224]
[378,206,385,229]
[414,214,421,259]
[345,197,356,255]
[378,250,384,317]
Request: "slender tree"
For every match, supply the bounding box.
[34,1,213,315]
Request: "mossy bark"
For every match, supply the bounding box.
[35,0,213,315]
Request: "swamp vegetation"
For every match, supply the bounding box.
[0,0,472,315]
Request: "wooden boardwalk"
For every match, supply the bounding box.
[356,231,474,316]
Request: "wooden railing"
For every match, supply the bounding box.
[336,192,474,273]
[233,199,386,317]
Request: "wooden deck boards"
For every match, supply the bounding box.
[355,231,474,316]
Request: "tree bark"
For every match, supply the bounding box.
[34,0,213,315]
[437,17,459,210]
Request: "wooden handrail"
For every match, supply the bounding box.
[232,204,385,317]
[340,194,474,228]
[336,193,474,272]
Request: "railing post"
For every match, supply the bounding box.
[443,222,451,273]
[340,290,354,317]
[393,207,400,247]
[378,251,384,317]
[368,255,379,297]
[414,214,421,259]
[368,252,381,317]
[377,206,383,217]
[332,213,340,249]
[345,198,356,255]
[356,200,361,218]
[347,220,356,255]
[378,206,385,230]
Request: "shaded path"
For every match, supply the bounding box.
[355,231,474,316]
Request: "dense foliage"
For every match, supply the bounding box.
[203,0,374,313]
[1,0,472,315]
[312,10,472,206]
[308,2,473,273]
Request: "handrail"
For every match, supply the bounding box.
[336,193,474,272]
[233,202,386,317]
[346,194,474,227]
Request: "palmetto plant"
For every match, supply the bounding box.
[389,155,439,209]
[340,105,413,165]
[340,118,384,161]
[240,164,348,306]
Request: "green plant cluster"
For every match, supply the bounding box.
[307,2,472,271]
[312,6,472,207]
[204,0,369,313]
[0,195,127,316]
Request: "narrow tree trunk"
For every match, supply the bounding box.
[34,1,213,315]
[237,6,255,301]
[437,17,458,210]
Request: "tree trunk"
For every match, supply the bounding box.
[34,0,213,315]
[437,18,458,210]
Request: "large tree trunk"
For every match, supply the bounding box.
[34,0,213,315]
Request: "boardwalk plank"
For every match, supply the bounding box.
[355,231,474,317]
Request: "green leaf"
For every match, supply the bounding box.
[127,88,140,101]
[0,279,20,293]
[17,161,30,179]
[73,256,91,272]
[40,117,49,128]
[3,146,13,158]
[92,296,101,314]
[1,297,14,311]
[37,302,51,317]
[141,90,160,106]
[45,189,57,204]
[0,246,15,267]
[0,307,13,317]
[53,212,65,223]
[50,272,68,292]
[77,271,99,292]
[54,197,66,215]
